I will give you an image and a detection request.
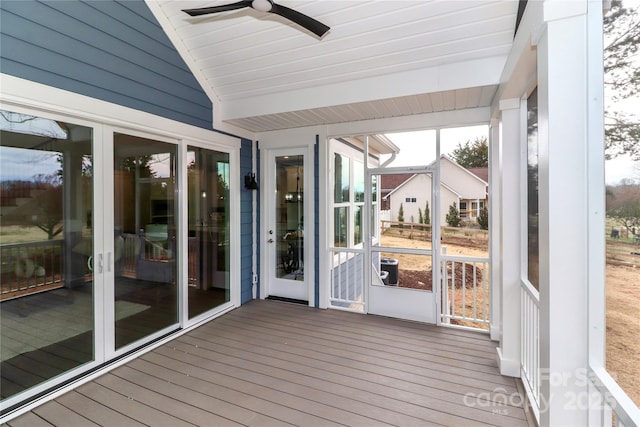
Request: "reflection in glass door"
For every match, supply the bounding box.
[276,155,304,281]
[187,146,230,319]
[0,110,94,401]
[113,133,178,349]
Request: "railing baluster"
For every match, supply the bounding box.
[329,247,366,312]
[438,255,490,329]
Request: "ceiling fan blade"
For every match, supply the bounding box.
[182,0,253,17]
[269,3,330,37]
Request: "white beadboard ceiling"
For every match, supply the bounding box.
[150,0,518,134]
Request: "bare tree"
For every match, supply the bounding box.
[31,173,63,240]
[606,181,640,237]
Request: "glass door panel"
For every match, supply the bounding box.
[275,155,304,282]
[113,133,178,349]
[187,146,230,319]
[369,171,438,323]
[266,149,308,302]
[0,110,94,400]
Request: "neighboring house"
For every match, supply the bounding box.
[440,156,489,221]
[382,173,460,226]
[382,155,488,225]
[1,1,636,426]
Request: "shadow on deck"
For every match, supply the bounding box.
[6,300,532,426]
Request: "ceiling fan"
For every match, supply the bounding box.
[183,0,330,37]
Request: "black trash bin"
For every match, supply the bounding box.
[379,270,390,286]
[380,258,399,285]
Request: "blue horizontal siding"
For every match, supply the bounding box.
[332,254,365,301]
[240,139,254,304]
[0,0,212,129]
[314,139,319,307]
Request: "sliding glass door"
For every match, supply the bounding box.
[1,110,238,411]
[1,110,95,401]
[113,133,179,350]
[186,146,230,319]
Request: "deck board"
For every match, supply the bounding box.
[6,300,530,426]
[56,391,145,427]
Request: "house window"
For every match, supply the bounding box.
[526,87,539,290]
[405,197,417,203]
[459,201,468,218]
[334,153,349,204]
[334,207,348,247]
[354,161,365,203]
[354,205,363,245]
[353,161,365,244]
[331,145,378,248]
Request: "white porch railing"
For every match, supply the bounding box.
[519,281,640,427]
[440,255,490,328]
[589,367,640,427]
[329,247,365,312]
[520,280,540,421]
[0,240,65,301]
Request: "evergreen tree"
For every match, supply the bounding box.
[397,203,405,224]
[477,207,489,230]
[424,201,430,225]
[445,203,461,227]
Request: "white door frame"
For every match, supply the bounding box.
[260,145,315,305]
[365,165,441,324]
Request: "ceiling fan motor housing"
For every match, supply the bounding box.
[252,0,273,12]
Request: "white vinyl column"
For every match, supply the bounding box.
[488,118,502,341]
[535,1,598,424]
[496,98,521,377]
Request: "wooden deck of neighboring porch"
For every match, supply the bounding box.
[4,300,532,426]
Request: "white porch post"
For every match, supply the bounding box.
[536,2,594,424]
[496,98,521,377]
[488,118,501,341]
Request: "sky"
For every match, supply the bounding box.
[383,123,637,185]
[381,1,640,184]
[382,125,488,168]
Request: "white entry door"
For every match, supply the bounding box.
[264,147,310,302]
[367,168,440,324]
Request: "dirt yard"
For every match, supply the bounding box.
[380,231,640,407]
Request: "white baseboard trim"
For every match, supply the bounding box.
[496,347,521,377]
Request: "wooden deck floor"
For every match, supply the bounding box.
[5,300,531,426]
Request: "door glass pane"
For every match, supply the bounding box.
[1,110,94,400]
[376,172,433,291]
[376,251,433,291]
[380,173,433,251]
[276,155,304,280]
[187,147,230,319]
[113,133,177,349]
